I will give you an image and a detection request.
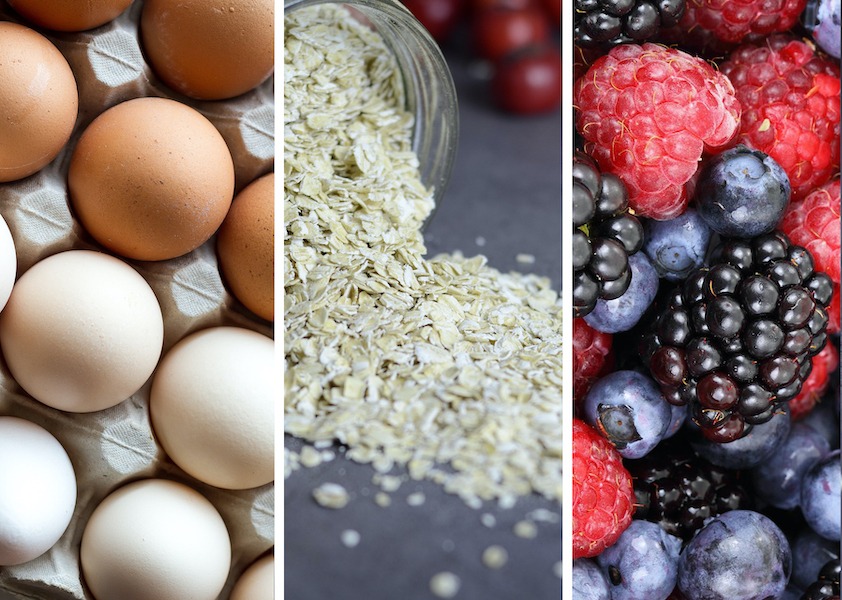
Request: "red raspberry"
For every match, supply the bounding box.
[573,318,613,402]
[572,418,634,559]
[676,0,807,48]
[828,283,840,335]
[780,179,841,284]
[574,43,741,220]
[789,340,839,420]
[720,36,841,201]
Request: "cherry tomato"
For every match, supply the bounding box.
[472,7,551,62]
[402,0,464,42]
[492,43,561,115]
[470,0,538,13]
[540,0,560,28]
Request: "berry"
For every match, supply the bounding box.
[677,510,792,600]
[804,0,842,59]
[801,392,841,449]
[801,558,842,600]
[596,520,681,600]
[573,151,644,317]
[674,0,808,47]
[573,418,635,559]
[572,558,612,598]
[643,208,712,281]
[574,43,741,220]
[801,450,841,541]
[793,528,841,590]
[581,370,672,458]
[780,179,841,286]
[790,341,839,421]
[573,0,687,46]
[585,252,659,333]
[695,145,791,238]
[573,318,614,401]
[720,35,841,201]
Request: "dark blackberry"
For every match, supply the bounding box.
[574,0,686,47]
[626,436,753,542]
[801,558,841,600]
[572,151,644,318]
[644,232,833,442]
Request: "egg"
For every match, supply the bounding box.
[140,0,274,100]
[217,173,274,321]
[0,417,76,566]
[0,212,16,313]
[0,250,164,413]
[0,22,78,183]
[231,553,273,600]
[68,97,235,261]
[149,326,273,490]
[6,0,134,31]
[80,479,230,600]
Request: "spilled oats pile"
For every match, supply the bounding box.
[283,5,563,507]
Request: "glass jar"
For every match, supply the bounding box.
[283,0,459,216]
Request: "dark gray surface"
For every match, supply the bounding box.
[284,48,562,600]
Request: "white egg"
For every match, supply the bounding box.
[0,416,76,566]
[0,212,16,313]
[231,553,273,600]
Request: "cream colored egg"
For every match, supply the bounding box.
[0,213,16,313]
[0,250,164,412]
[231,553,273,600]
[150,326,273,489]
[0,417,76,566]
[81,479,230,600]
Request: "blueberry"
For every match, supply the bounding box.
[643,209,712,281]
[809,0,841,58]
[597,520,681,600]
[664,402,687,440]
[585,252,659,334]
[801,450,841,541]
[791,528,840,589]
[750,422,830,509]
[582,370,672,459]
[677,510,792,600]
[690,403,791,469]
[573,558,611,599]
[695,146,791,238]
[801,398,841,450]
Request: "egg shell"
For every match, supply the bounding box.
[217,172,274,322]
[150,326,274,490]
[230,553,273,600]
[68,97,235,261]
[0,250,164,413]
[0,22,78,183]
[0,416,76,566]
[140,0,274,100]
[6,0,134,31]
[0,212,16,313]
[80,479,231,600]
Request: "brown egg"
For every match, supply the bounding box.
[217,173,273,321]
[6,0,134,31]
[0,23,78,183]
[140,0,274,100]
[68,97,235,261]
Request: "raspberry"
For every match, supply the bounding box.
[676,0,808,47]
[780,179,841,284]
[572,418,635,559]
[790,339,839,420]
[720,36,841,201]
[573,318,613,401]
[828,283,840,334]
[574,43,741,220]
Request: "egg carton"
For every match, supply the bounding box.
[0,1,274,598]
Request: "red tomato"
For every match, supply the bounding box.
[472,7,551,62]
[402,0,464,42]
[470,0,538,13]
[492,44,561,115]
[540,0,560,27]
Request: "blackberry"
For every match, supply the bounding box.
[626,436,753,542]
[574,0,686,47]
[573,151,643,318]
[642,232,833,443]
[801,558,841,600]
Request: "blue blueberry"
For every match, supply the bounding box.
[597,519,681,600]
[750,422,830,509]
[801,449,841,540]
[677,510,792,600]
[807,0,841,58]
[663,402,687,440]
[690,403,791,469]
[779,584,809,600]
[801,398,841,450]
[695,146,791,238]
[791,528,840,589]
[582,370,672,459]
[585,252,659,334]
[573,558,611,599]
[643,209,712,281]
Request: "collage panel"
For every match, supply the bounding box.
[571,0,841,598]
[284,1,562,598]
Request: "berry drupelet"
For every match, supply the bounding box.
[574,0,686,46]
[801,558,841,600]
[641,231,833,443]
[573,151,644,318]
